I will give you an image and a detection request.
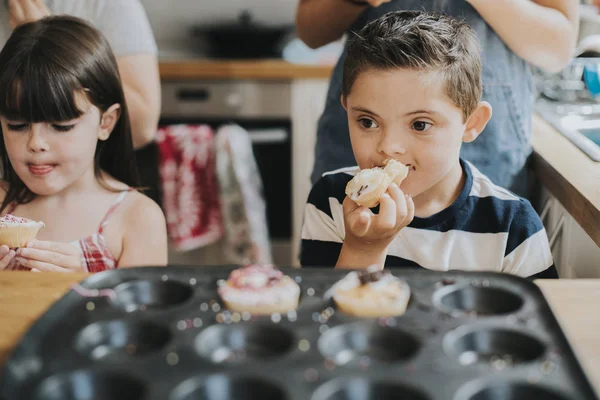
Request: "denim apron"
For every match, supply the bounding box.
[311,0,534,192]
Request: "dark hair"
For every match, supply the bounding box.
[0,16,140,212]
[342,11,482,121]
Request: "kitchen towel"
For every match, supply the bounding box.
[157,124,223,251]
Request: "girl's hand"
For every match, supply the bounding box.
[16,240,83,273]
[0,245,17,270]
[366,0,392,6]
[8,0,51,29]
[342,182,414,254]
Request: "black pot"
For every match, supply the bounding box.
[192,11,293,59]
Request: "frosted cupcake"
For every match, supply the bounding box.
[330,267,411,318]
[0,214,45,248]
[218,265,300,315]
[345,159,409,208]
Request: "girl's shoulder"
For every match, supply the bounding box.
[121,189,165,227]
[100,175,166,234]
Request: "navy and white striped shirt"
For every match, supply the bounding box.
[301,160,556,278]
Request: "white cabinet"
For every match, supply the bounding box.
[290,79,330,266]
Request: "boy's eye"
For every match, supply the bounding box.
[52,124,75,132]
[358,118,378,129]
[6,123,28,132]
[412,121,432,132]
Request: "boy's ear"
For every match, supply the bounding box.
[341,94,348,111]
[98,103,122,141]
[462,101,492,143]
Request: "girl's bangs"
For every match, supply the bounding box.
[0,53,85,123]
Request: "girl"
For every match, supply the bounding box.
[0,16,167,272]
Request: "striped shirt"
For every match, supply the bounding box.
[301,160,556,278]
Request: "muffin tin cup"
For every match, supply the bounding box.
[0,267,596,400]
[30,369,147,400]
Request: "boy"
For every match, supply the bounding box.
[300,11,556,279]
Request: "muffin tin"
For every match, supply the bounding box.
[0,266,597,400]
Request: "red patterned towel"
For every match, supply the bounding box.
[157,124,223,251]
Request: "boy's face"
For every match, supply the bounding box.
[343,68,488,198]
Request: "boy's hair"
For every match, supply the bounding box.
[342,11,482,121]
[0,16,140,211]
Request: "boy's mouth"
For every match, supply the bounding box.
[377,161,416,171]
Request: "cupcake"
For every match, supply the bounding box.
[0,214,45,248]
[330,267,410,317]
[218,265,301,315]
[345,159,409,208]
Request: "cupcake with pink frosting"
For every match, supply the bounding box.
[0,214,44,248]
[218,265,300,315]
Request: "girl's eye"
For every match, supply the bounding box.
[52,124,75,132]
[6,123,28,132]
[412,121,432,132]
[358,118,378,129]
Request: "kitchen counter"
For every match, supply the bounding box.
[0,272,599,395]
[531,114,600,246]
[159,59,334,80]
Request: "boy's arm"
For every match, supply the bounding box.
[336,241,387,270]
[466,0,579,73]
[296,0,368,49]
[300,177,346,267]
[502,199,555,278]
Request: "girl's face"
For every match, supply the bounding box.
[0,93,119,196]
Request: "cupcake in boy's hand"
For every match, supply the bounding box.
[330,266,410,317]
[345,159,409,208]
[0,214,45,248]
[218,265,300,315]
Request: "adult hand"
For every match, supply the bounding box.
[8,0,51,29]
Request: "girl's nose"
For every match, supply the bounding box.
[27,125,49,153]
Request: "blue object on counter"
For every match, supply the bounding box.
[583,64,600,99]
[282,38,343,66]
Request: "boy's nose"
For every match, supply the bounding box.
[27,125,49,153]
[377,132,406,157]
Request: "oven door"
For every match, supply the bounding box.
[160,81,293,264]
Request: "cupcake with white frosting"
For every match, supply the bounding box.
[345,159,409,208]
[330,266,411,317]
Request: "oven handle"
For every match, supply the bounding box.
[247,129,289,144]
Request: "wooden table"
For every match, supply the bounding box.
[0,273,598,395]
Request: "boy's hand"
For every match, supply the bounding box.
[0,245,17,270]
[343,182,414,254]
[8,0,50,29]
[16,240,83,273]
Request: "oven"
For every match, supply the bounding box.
[160,81,292,265]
